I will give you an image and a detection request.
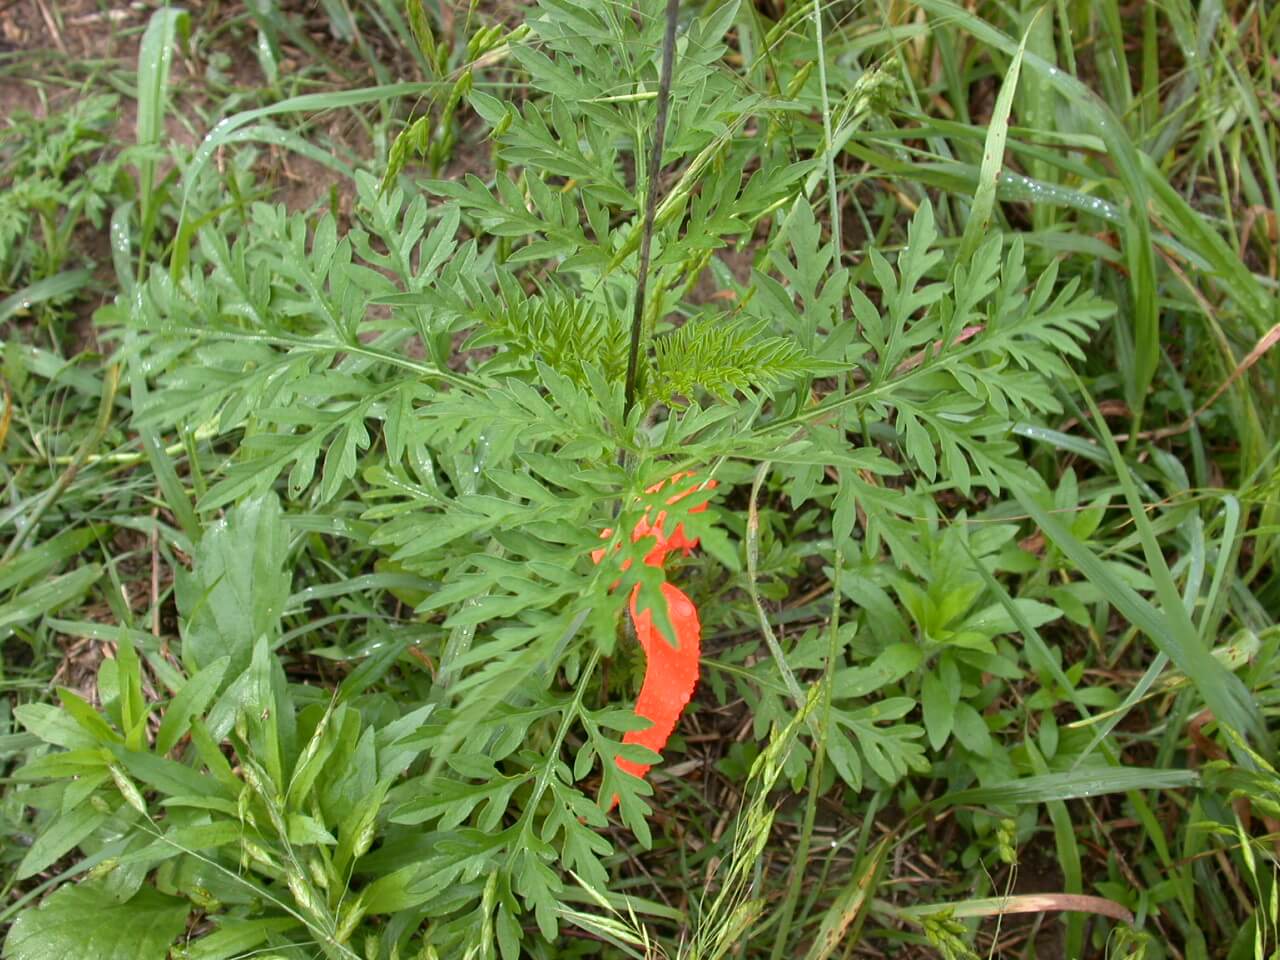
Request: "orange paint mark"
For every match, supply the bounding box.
[594,473,716,808]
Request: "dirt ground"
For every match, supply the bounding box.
[1,0,119,115]
[0,0,376,208]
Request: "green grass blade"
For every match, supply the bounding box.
[1074,654,1169,767]
[957,15,1033,262]
[1078,382,1268,756]
[136,7,189,248]
[221,124,355,180]
[933,767,1198,809]
[1142,156,1276,335]
[0,565,103,639]
[0,271,92,326]
[122,267,201,542]
[1012,478,1266,760]
[1198,495,1242,643]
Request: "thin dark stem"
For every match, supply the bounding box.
[622,0,680,420]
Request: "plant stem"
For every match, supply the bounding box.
[623,0,680,419]
[812,0,841,264]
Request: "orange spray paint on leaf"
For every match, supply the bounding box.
[593,473,716,807]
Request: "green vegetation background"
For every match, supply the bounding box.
[0,1,1278,958]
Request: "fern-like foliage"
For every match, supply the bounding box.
[464,279,629,387]
[812,203,1112,496]
[649,314,823,406]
